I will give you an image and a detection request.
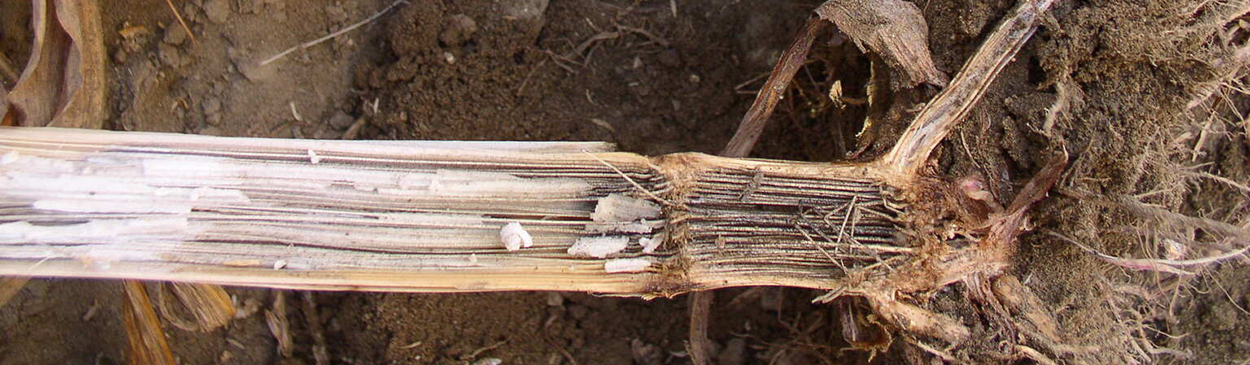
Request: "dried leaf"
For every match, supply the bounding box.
[4,0,106,129]
[816,0,949,88]
[266,291,294,358]
[156,282,237,332]
[122,281,177,365]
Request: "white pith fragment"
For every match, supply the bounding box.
[590,194,661,222]
[639,234,664,254]
[567,236,629,258]
[500,222,532,251]
[0,151,17,164]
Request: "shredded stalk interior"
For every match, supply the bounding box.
[0,127,906,295]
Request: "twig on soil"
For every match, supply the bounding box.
[461,340,508,362]
[516,59,548,96]
[261,0,409,66]
[300,292,331,365]
[722,18,825,157]
[1041,78,1082,136]
[543,335,579,365]
[902,336,960,363]
[687,290,714,365]
[265,291,294,358]
[615,24,670,47]
[289,102,302,122]
[83,299,101,321]
[1015,345,1058,365]
[342,117,366,140]
[1211,276,1250,315]
[163,0,197,45]
[0,53,19,84]
[543,50,579,74]
[571,32,622,60]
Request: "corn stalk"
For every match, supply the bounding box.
[0,0,1055,325]
[0,127,904,295]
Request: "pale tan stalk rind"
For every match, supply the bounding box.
[0,127,906,295]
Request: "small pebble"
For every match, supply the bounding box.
[328,110,355,129]
[439,14,478,46]
[158,43,185,67]
[163,24,188,45]
[630,339,664,365]
[203,0,231,24]
[203,98,222,114]
[717,338,746,365]
[546,292,564,307]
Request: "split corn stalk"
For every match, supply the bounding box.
[0,127,901,295]
[0,0,1054,302]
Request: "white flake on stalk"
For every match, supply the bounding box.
[604,258,651,273]
[308,149,322,164]
[397,173,435,189]
[567,236,629,258]
[591,194,661,222]
[273,260,287,270]
[0,151,17,165]
[639,233,664,254]
[500,222,533,251]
